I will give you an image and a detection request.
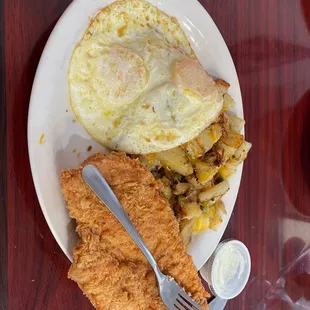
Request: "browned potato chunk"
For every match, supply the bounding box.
[185,139,205,160]
[182,202,203,219]
[156,147,193,176]
[192,213,211,235]
[223,93,235,111]
[195,160,220,184]
[196,123,223,153]
[173,183,190,195]
[218,162,238,179]
[214,141,236,162]
[221,131,244,149]
[231,141,252,164]
[215,79,230,94]
[228,115,245,133]
[199,180,230,203]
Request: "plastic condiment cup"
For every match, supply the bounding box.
[200,239,251,300]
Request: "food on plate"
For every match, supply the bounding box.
[69,0,223,154]
[138,87,251,245]
[61,153,209,310]
[66,0,250,285]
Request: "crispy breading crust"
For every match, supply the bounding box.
[61,152,209,310]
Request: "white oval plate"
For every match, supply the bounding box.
[28,0,243,270]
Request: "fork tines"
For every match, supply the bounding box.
[174,290,202,310]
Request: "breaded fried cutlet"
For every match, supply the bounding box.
[61,152,209,310]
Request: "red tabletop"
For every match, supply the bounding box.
[1,0,310,309]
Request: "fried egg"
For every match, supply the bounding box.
[69,0,223,154]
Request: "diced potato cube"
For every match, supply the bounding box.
[209,214,223,231]
[218,162,238,179]
[201,180,214,191]
[185,175,201,188]
[195,161,220,184]
[160,176,170,186]
[219,112,230,131]
[214,141,236,162]
[173,183,190,195]
[223,93,236,111]
[192,213,210,235]
[209,204,224,230]
[210,123,224,143]
[215,79,230,94]
[229,115,245,133]
[216,200,227,215]
[180,218,195,246]
[182,202,203,219]
[156,147,193,176]
[196,123,223,153]
[199,180,230,202]
[231,141,252,164]
[206,204,217,218]
[186,139,205,160]
[141,153,159,168]
[221,131,244,149]
[161,186,172,200]
[159,176,172,200]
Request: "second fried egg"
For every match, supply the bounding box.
[69,0,223,154]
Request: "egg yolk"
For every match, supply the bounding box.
[95,45,148,104]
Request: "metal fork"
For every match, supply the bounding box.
[82,164,203,310]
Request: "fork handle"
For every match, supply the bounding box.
[82,164,160,273]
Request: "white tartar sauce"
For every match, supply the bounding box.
[212,243,245,293]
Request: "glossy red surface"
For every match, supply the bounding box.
[1,0,310,309]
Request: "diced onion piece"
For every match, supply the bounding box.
[156,147,193,176]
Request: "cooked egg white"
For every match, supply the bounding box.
[69,0,223,154]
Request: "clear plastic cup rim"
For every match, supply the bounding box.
[200,239,251,300]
